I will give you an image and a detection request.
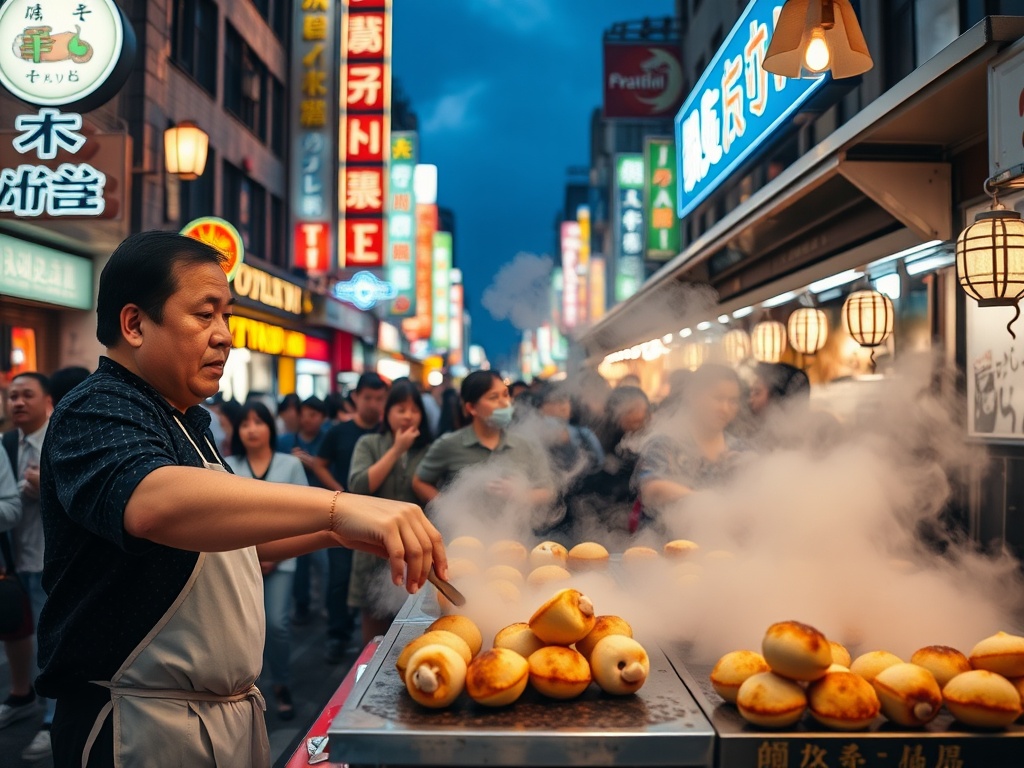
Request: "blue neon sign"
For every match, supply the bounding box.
[332,271,397,311]
[674,0,830,219]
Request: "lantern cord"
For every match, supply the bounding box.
[869,349,877,372]
[1008,303,1020,340]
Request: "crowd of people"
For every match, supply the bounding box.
[0,234,843,767]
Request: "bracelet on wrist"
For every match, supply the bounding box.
[328,490,342,532]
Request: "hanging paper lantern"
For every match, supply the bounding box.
[956,206,1024,337]
[681,341,707,371]
[752,320,787,363]
[722,328,752,365]
[842,290,893,347]
[788,308,829,355]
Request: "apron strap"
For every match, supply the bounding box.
[81,700,114,768]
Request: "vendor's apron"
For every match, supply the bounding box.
[80,418,269,768]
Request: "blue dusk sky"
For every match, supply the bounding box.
[392,0,675,371]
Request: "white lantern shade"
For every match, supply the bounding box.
[164,121,209,180]
[681,341,707,371]
[955,209,1024,306]
[752,320,787,363]
[788,308,828,355]
[842,290,893,347]
[722,328,751,365]
[762,0,873,80]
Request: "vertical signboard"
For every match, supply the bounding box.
[402,163,436,341]
[560,221,581,332]
[645,137,680,261]
[339,0,391,268]
[387,130,417,315]
[615,153,645,302]
[291,0,337,274]
[576,205,591,327]
[430,231,452,349]
[674,0,829,219]
[589,256,607,322]
[449,269,464,365]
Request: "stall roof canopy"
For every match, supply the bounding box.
[582,15,1024,361]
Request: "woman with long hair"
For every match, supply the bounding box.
[412,370,554,509]
[346,379,434,644]
[224,401,307,721]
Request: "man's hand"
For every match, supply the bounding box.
[21,464,40,500]
[330,494,446,593]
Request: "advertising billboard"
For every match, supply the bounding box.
[604,42,684,119]
[387,131,417,316]
[645,137,680,261]
[615,154,645,302]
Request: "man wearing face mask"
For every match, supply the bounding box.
[412,371,554,509]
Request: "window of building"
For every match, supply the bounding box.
[269,194,286,269]
[179,146,216,223]
[270,76,286,159]
[224,23,268,141]
[170,0,218,96]
[223,161,267,260]
[250,0,288,40]
[884,0,916,89]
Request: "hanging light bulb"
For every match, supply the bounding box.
[803,27,831,72]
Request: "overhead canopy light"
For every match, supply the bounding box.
[762,291,798,308]
[808,269,863,294]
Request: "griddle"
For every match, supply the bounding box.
[662,645,1024,768]
[328,589,715,767]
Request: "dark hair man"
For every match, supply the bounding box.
[36,231,445,768]
[313,372,388,663]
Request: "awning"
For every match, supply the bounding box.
[581,16,1024,361]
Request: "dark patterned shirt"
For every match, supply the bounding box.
[36,356,228,697]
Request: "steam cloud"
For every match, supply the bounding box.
[370,287,1024,664]
[481,252,554,330]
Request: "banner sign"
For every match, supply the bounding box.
[674,0,829,218]
[339,0,391,269]
[576,205,591,327]
[615,154,645,302]
[645,137,679,260]
[289,0,337,274]
[387,131,416,316]
[604,42,684,119]
[0,0,136,112]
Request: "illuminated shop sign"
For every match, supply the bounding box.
[615,154,645,302]
[233,264,309,316]
[289,0,336,274]
[339,0,391,268]
[0,109,105,217]
[180,216,244,282]
[576,205,591,327]
[332,270,396,311]
[561,221,580,331]
[0,0,136,112]
[674,0,829,219]
[387,131,417,317]
[603,43,684,119]
[430,232,451,349]
[645,137,680,260]
[230,316,308,358]
[0,232,92,309]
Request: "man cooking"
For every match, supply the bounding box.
[35,231,446,768]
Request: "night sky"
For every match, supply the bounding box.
[391,0,675,371]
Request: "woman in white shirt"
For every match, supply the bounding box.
[225,402,307,721]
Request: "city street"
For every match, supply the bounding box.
[0,612,363,768]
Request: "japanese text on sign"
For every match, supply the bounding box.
[0,108,105,216]
[674,0,829,219]
[755,740,967,768]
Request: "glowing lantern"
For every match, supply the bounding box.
[722,328,752,365]
[787,308,828,355]
[955,205,1024,337]
[752,320,787,363]
[681,341,707,371]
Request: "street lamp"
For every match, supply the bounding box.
[164,121,209,180]
[763,0,873,79]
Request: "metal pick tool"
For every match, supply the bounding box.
[427,566,466,607]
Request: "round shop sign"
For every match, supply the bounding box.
[0,0,137,112]
[181,217,245,283]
